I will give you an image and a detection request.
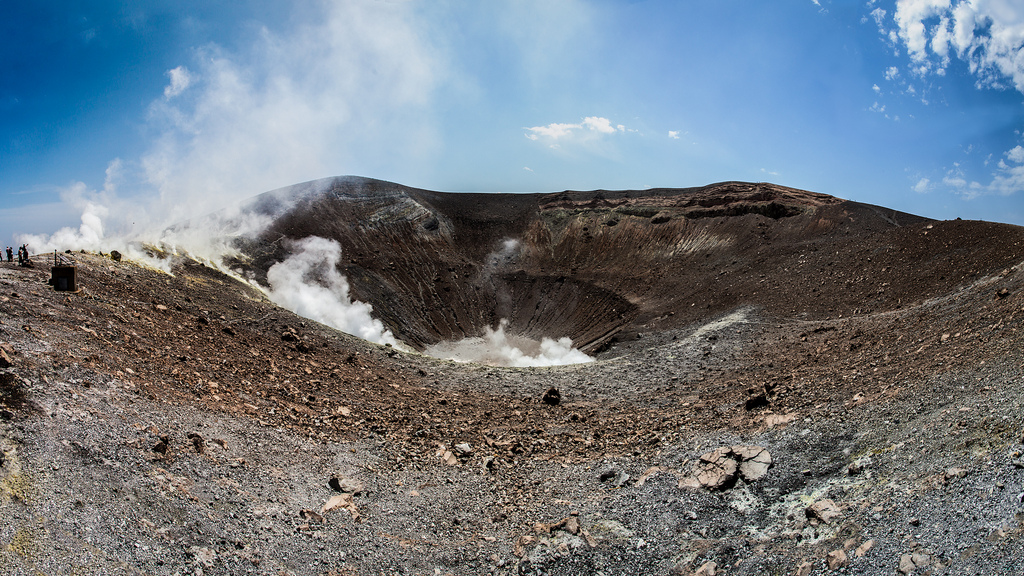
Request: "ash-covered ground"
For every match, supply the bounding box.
[1,247,1023,576]
[3,178,1024,575]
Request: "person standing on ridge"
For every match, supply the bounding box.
[5,246,12,263]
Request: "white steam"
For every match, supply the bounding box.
[425,319,593,367]
[263,236,400,348]
[15,0,445,259]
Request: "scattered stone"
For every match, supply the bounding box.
[898,553,931,574]
[695,448,739,490]
[191,546,215,568]
[152,435,170,455]
[826,549,848,570]
[321,493,360,521]
[454,443,473,457]
[0,349,12,368]
[693,445,773,490]
[744,394,769,411]
[541,387,561,406]
[765,413,797,428]
[909,517,920,526]
[806,499,842,524]
[598,467,630,488]
[299,509,324,524]
[635,466,671,487]
[794,561,813,576]
[441,450,458,466]
[734,445,772,480]
[693,561,717,576]
[943,467,968,483]
[855,539,875,558]
[328,475,364,494]
[187,432,205,454]
[109,250,122,262]
[996,287,1011,299]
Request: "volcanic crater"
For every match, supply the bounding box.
[232,176,1023,356]
[2,176,1024,575]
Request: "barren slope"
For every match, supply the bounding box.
[1,179,1024,575]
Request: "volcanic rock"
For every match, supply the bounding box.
[806,499,842,524]
[329,475,364,494]
[542,387,561,406]
[187,432,204,454]
[693,445,772,490]
[855,539,875,557]
[694,561,717,576]
[826,549,848,570]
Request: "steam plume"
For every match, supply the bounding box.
[263,236,400,347]
[425,319,593,367]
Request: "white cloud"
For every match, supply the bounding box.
[1006,145,1024,163]
[583,116,619,134]
[523,166,534,172]
[668,130,680,139]
[524,116,627,142]
[894,0,949,64]
[913,177,931,192]
[871,7,888,29]
[163,66,192,98]
[885,66,900,80]
[525,122,581,140]
[891,0,1024,91]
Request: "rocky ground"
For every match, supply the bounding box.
[2,248,1024,575]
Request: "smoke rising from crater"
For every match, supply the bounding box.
[264,236,400,348]
[425,319,594,367]
[15,0,444,259]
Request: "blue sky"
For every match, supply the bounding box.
[2,0,1024,247]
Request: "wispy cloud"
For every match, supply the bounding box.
[524,116,627,143]
[163,66,192,99]
[942,162,993,200]
[668,130,680,139]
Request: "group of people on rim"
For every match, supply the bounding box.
[5,244,30,265]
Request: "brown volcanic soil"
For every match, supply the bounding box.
[1,179,1024,575]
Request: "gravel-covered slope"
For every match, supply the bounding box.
[1,244,1023,575]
